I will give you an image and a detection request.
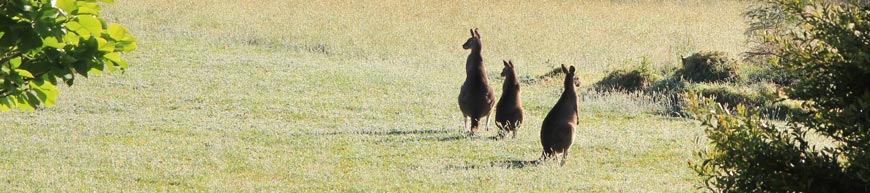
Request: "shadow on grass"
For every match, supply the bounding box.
[445,159,541,170]
[302,129,450,136]
[299,128,506,143]
[491,159,541,169]
[429,132,505,142]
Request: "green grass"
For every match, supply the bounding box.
[0,0,749,191]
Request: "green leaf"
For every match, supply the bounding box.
[66,21,89,38]
[20,60,52,77]
[14,69,34,78]
[18,30,44,52]
[0,15,15,26]
[103,59,119,72]
[107,23,127,40]
[9,57,22,68]
[24,92,40,110]
[54,16,68,24]
[37,8,60,21]
[63,32,80,45]
[56,0,78,14]
[45,71,58,86]
[51,65,76,86]
[76,15,103,35]
[61,54,79,66]
[43,36,64,48]
[103,52,122,65]
[0,30,20,47]
[75,2,102,15]
[103,52,127,70]
[73,61,91,78]
[107,24,137,43]
[30,79,58,107]
[96,37,114,52]
[12,95,26,110]
[116,41,137,52]
[0,97,11,112]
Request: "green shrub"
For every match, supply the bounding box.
[679,51,738,83]
[692,83,798,119]
[742,0,799,87]
[761,100,802,120]
[737,63,796,86]
[692,83,770,108]
[688,92,859,193]
[595,57,661,92]
[690,0,870,192]
[522,66,566,84]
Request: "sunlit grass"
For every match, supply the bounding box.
[0,0,749,191]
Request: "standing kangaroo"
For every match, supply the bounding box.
[540,64,579,166]
[458,28,495,136]
[495,60,524,139]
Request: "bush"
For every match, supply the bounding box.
[679,51,739,83]
[692,83,798,119]
[692,83,772,108]
[522,66,566,84]
[690,0,870,192]
[688,92,860,193]
[741,0,799,87]
[737,60,797,86]
[594,57,661,92]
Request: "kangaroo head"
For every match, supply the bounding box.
[501,60,515,77]
[561,64,579,87]
[680,54,687,66]
[462,28,481,50]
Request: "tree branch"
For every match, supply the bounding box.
[0,51,23,66]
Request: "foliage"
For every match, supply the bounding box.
[691,83,799,119]
[679,51,739,83]
[743,0,794,65]
[743,0,800,86]
[687,91,861,192]
[0,0,137,111]
[595,57,662,92]
[690,0,870,192]
[734,63,794,86]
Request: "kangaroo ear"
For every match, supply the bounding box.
[508,60,514,68]
[503,60,509,67]
[470,29,475,37]
[561,64,568,73]
[570,66,576,73]
[474,28,480,38]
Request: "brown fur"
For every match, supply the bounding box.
[539,64,579,166]
[495,60,524,139]
[458,28,495,136]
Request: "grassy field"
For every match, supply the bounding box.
[0,0,750,191]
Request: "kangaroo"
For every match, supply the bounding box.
[458,28,495,136]
[495,60,524,139]
[540,64,579,166]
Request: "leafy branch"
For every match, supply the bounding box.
[0,0,137,111]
